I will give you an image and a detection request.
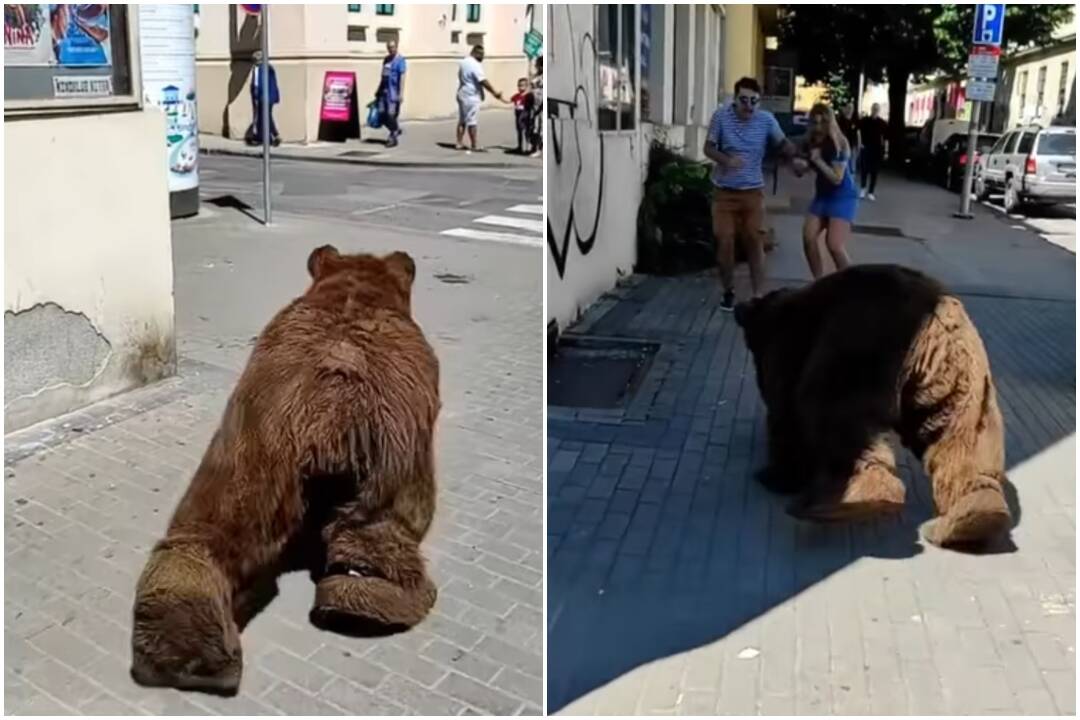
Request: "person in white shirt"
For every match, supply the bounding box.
[456,45,506,152]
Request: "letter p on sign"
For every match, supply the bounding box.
[974,4,1006,47]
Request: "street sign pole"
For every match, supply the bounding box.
[955,3,1005,220]
[260,5,271,226]
[955,100,982,218]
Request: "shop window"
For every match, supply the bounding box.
[466,4,481,23]
[347,25,367,42]
[597,4,636,131]
[375,4,394,16]
[4,5,139,112]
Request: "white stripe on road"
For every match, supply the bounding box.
[440,227,542,248]
[475,215,544,233]
[506,204,544,215]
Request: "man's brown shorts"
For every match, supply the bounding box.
[711,187,765,245]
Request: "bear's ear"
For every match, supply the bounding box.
[385,251,416,287]
[307,245,341,279]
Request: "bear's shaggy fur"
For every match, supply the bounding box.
[131,246,440,694]
[734,264,1011,549]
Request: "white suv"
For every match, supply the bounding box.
[975,124,1076,214]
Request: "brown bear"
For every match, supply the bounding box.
[131,246,440,695]
[734,264,1012,550]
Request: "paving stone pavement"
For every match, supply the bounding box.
[5,205,543,715]
[547,268,1075,715]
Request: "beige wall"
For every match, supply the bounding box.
[723,5,764,92]
[1004,45,1076,128]
[5,110,176,431]
[195,4,532,143]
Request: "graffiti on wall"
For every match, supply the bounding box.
[546,5,605,280]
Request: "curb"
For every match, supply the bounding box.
[199,145,536,170]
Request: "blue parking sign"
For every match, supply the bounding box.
[973,4,1006,46]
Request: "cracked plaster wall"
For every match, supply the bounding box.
[5,110,176,432]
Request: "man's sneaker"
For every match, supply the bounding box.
[720,290,736,312]
[868,193,877,201]
[859,188,867,199]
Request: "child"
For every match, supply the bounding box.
[511,77,534,154]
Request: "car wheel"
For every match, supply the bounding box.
[974,175,990,201]
[1003,178,1023,215]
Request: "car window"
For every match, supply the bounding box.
[1036,133,1076,156]
[1017,132,1036,154]
[988,134,1008,154]
[976,136,1000,153]
[1004,132,1022,153]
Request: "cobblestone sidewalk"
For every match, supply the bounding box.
[5,211,543,715]
[548,269,1075,715]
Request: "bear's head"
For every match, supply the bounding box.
[734,288,796,398]
[306,244,416,315]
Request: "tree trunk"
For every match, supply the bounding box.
[886,64,911,169]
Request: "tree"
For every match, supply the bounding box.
[778,4,1074,164]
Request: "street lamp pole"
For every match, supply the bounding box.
[260,4,271,226]
[956,100,982,218]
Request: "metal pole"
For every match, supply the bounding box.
[955,99,982,219]
[261,5,271,225]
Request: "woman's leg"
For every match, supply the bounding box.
[825,217,853,272]
[802,214,826,280]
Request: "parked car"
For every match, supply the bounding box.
[933,132,1002,192]
[975,125,1076,214]
[909,118,969,178]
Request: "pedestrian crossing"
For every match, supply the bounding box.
[440,201,543,248]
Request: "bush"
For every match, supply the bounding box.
[636,141,772,276]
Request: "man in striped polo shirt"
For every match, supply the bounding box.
[704,77,797,311]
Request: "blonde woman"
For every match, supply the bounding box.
[792,103,858,279]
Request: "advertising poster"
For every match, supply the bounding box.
[49,4,112,67]
[138,4,198,193]
[320,71,355,123]
[4,4,52,65]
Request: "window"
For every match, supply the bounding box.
[375,4,394,15]
[1036,132,1075,157]
[988,133,1008,155]
[1058,61,1070,116]
[451,30,461,44]
[1017,132,1036,154]
[1018,69,1028,112]
[451,4,457,22]
[347,25,367,42]
[1036,65,1047,110]
[466,4,480,23]
[347,4,361,12]
[5,5,138,111]
[375,27,399,43]
[1004,131,1021,153]
[597,4,636,131]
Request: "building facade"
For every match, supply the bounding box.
[988,18,1076,132]
[5,5,177,431]
[194,3,535,143]
[547,3,775,334]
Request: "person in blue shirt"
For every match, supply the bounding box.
[792,102,859,279]
[704,77,798,311]
[246,50,280,147]
[375,40,407,148]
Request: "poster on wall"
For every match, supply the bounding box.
[320,71,355,123]
[49,4,112,67]
[138,4,198,193]
[4,4,52,65]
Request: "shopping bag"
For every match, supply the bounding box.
[366,102,382,129]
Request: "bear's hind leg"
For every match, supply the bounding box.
[919,379,1011,548]
[310,507,437,635]
[131,542,242,695]
[789,434,906,522]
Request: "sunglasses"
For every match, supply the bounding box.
[737,95,760,106]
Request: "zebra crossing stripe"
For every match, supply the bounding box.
[440,227,542,248]
[475,215,543,233]
[506,204,543,215]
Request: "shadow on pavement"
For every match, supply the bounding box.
[546,272,1075,712]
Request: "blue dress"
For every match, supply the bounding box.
[807,141,859,223]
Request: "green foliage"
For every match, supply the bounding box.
[636,143,767,275]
